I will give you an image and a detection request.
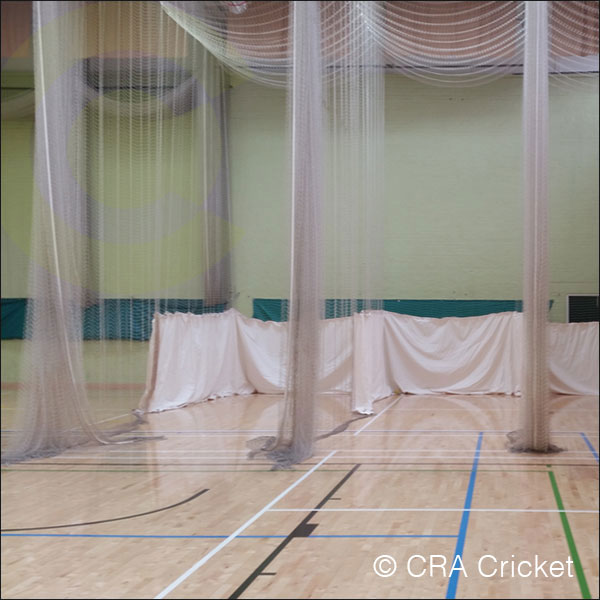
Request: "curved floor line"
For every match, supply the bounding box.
[0,488,209,532]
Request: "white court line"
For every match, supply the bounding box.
[329,455,599,461]
[137,429,281,434]
[43,455,598,463]
[313,449,594,454]
[388,408,599,413]
[96,413,132,425]
[32,454,324,462]
[353,397,401,436]
[388,408,520,412]
[65,428,596,436]
[155,395,399,598]
[268,507,598,514]
[343,432,599,438]
[104,450,249,454]
[313,451,596,457]
[153,451,337,599]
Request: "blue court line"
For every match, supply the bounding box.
[580,432,599,463]
[1,533,456,540]
[310,534,457,538]
[446,432,483,600]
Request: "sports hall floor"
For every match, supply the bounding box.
[1,389,598,599]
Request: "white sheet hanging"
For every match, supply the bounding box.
[383,311,524,396]
[139,309,599,413]
[548,321,599,396]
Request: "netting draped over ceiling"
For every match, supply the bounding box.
[1,1,598,464]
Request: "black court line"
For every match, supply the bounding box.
[228,464,362,599]
[11,461,599,468]
[1,489,209,532]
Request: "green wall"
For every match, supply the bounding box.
[228,75,599,320]
[1,74,598,382]
[1,116,33,383]
[228,79,289,315]
[1,117,33,299]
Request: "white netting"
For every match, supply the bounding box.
[2,0,232,462]
[549,0,599,89]
[2,1,598,465]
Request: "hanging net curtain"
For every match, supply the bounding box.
[2,1,598,465]
[549,0,599,89]
[371,1,527,86]
[2,0,232,462]
[156,0,387,465]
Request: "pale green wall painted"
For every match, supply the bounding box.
[1,339,148,385]
[1,116,34,384]
[548,84,599,322]
[228,79,289,316]
[1,117,34,298]
[1,341,23,384]
[85,107,214,299]
[228,75,599,321]
[1,75,598,382]
[383,77,524,304]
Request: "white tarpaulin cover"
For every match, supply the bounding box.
[139,309,599,413]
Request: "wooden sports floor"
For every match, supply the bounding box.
[1,390,598,599]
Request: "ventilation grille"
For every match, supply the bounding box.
[567,295,600,323]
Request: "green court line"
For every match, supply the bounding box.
[548,469,591,599]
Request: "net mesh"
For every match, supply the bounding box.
[1,1,598,465]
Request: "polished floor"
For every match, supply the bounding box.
[1,391,598,599]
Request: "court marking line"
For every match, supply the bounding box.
[361,430,600,433]
[1,533,458,540]
[387,408,598,413]
[7,460,596,468]
[446,431,483,599]
[0,467,576,475]
[318,450,595,454]
[353,397,401,435]
[1,467,562,474]
[155,393,401,597]
[96,413,134,425]
[69,449,598,455]
[548,468,591,599]
[228,464,362,599]
[267,508,598,514]
[310,534,458,538]
[153,450,337,600]
[25,449,595,461]
[580,432,599,463]
[5,428,595,436]
[1,489,210,533]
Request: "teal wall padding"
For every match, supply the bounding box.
[3,297,555,338]
[253,298,290,322]
[252,298,554,322]
[252,299,371,321]
[82,299,226,340]
[381,299,525,318]
[1,298,27,339]
[1,298,225,340]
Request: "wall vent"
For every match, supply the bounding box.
[567,294,600,323]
